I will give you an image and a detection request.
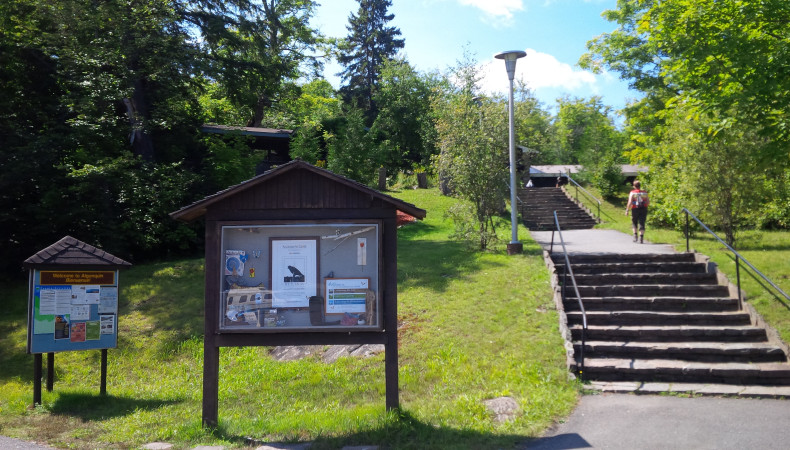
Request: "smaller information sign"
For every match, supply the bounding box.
[325,278,369,314]
[28,270,119,354]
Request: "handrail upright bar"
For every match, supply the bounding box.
[681,207,790,303]
[553,211,587,380]
[564,172,603,221]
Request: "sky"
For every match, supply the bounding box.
[311,0,641,114]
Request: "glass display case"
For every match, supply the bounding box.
[220,223,381,331]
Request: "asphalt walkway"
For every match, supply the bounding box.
[524,393,790,449]
[526,228,790,449]
[530,229,677,255]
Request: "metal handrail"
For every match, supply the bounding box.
[682,208,790,308]
[563,172,601,221]
[550,211,587,380]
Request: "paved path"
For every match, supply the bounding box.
[527,228,790,449]
[530,229,677,255]
[0,436,52,449]
[525,393,790,449]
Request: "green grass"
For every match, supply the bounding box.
[0,188,578,449]
[577,183,790,345]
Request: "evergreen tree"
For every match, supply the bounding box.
[337,0,404,122]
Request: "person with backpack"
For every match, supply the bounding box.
[625,180,650,243]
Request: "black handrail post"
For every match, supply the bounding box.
[680,207,790,307]
[553,211,586,382]
[685,210,690,253]
[550,229,555,254]
[736,255,742,309]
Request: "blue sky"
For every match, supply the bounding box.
[312,0,641,113]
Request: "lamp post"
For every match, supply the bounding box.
[495,50,526,255]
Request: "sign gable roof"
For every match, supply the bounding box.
[24,236,132,268]
[170,160,427,222]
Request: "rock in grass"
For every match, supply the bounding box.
[483,396,520,423]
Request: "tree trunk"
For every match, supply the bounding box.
[251,94,272,128]
[123,78,155,162]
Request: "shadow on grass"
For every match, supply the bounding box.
[735,255,790,311]
[211,410,540,450]
[50,392,183,420]
[120,259,205,351]
[397,239,505,293]
[0,343,34,382]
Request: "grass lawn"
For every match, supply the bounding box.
[0,188,578,449]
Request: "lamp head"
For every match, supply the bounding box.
[495,50,527,81]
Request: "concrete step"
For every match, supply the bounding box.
[575,358,790,385]
[566,311,752,326]
[563,296,740,312]
[575,341,787,363]
[575,284,731,298]
[553,253,697,264]
[555,261,707,274]
[570,325,768,342]
[571,273,719,286]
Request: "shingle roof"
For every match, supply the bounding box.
[23,236,132,268]
[170,159,427,223]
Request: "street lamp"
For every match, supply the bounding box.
[495,50,526,255]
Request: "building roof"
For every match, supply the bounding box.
[23,236,132,268]
[529,164,649,177]
[201,124,293,139]
[170,160,427,223]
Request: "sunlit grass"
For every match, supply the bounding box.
[0,188,578,449]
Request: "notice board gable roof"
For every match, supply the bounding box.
[170,160,427,222]
[23,236,132,268]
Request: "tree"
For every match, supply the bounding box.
[201,0,322,127]
[513,82,552,166]
[326,106,377,186]
[581,0,790,229]
[337,0,404,122]
[640,104,766,245]
[433,57,508,250]
[369,58,439,171]
[289,79,342,165]
[550,97,625,198]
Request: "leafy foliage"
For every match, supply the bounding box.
[582,0,790,233]
[369,58,440,172]
[551,97,625,198]
[433,57,508,250]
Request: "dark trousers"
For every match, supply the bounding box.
[631,207,647,231]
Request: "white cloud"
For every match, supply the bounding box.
[457,0,524,19]
[480,48,599,97]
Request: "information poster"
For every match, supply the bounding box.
[270,238,318,308]
[28,270,119,354]
[325,278,369,314]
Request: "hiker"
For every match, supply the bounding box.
[625,180,650,243]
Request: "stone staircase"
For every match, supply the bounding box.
[519,187,597,231]
[551,252,790,387]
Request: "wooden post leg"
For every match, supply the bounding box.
[33,354,42,406]
[202,343,220,428]
[385,330,399,411]
[46,353,54,392]
[100,349,107,396]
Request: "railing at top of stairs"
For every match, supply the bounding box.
[682,208,790,309]
[550,211,587,380]
[563,172,601,222]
